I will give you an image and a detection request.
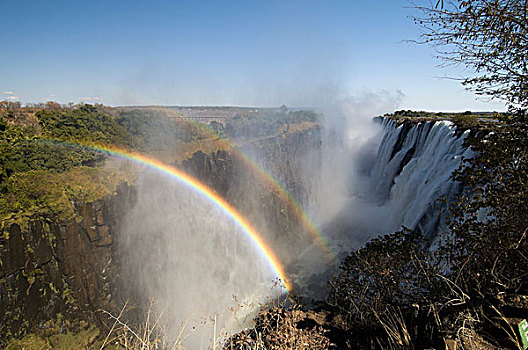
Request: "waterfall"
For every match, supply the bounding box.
[294,118,472,299]
[119,170,280,348]
[369,119,473,236]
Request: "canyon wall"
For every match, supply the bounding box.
[0,183,135,336]
[0,119,472,338]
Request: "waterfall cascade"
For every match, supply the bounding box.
[119,117,475,340]
[294,118,473,299]
[369,118,473,236]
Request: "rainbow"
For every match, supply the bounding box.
[231,149,337,262]
[153,107,337,262]
[41,140,292,292]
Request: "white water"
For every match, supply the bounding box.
[293,118,472,299]
[370,119,473,235]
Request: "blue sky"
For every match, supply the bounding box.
[0,0,506,112]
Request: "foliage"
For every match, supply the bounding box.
[0,114,105,188]
[444,119,528,303]
[327,229,446,348]
[0,106,150,222]
[223,109,319,139]
[116,109,199,151]
[0,141,103,186]
[450,113,478,129]
[37,104,136,147]
[414,0,528,111]
[5,321,108,350]
[0,167,125,223]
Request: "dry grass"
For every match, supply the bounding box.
[99,301,187,350]
[224,296,330,350]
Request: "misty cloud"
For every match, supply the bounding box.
[80,96,104,103]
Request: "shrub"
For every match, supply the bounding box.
[327,229,446,348]
[224,298,330,350]
[451,114,478,129]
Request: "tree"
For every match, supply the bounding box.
[413,0,528,111]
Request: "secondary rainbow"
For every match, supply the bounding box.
[231,149,337,262]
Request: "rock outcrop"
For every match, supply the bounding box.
[0,126,322,338]
[0,182,135,337]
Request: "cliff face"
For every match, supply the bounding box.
[241,126,322,204]
[180,127,322,267]
[0,182,135,336]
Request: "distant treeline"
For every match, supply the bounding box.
[219,108,319,139]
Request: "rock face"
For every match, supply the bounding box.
[241,126,322,205]
[0,182,135,337]
[180,127,322,266]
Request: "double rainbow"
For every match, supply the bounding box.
[41,113,338,294]
[230,149,337,263]
[54,141,293,292]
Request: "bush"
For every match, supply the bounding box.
[451,114,479,129]
[37,105,135,148]
[327,229,445,348]
[224,298,330,350]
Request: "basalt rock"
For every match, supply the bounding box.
[0,182,136,338]
[179,127,322,267]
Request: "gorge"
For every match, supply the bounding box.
[0,110,474,348]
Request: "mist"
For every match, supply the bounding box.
[113,88,413,347]
[283,91,408,298]
[308,90,405,233]
[119,169,283,347]
[104,83,450,350]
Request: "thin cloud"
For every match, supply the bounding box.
[6,95,19,100]
[80,97,104,102]
[3,91,15,95]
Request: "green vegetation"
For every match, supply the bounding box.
[450,113,479,129]
[116,108,203,151]
[5,318,106,350]
[0,114,100,186]
[223,109,319,139]
[37,105,136,147]
[0,167,129,224]
[0,105,139,224]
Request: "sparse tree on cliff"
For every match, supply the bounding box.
[413,0,528,111]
